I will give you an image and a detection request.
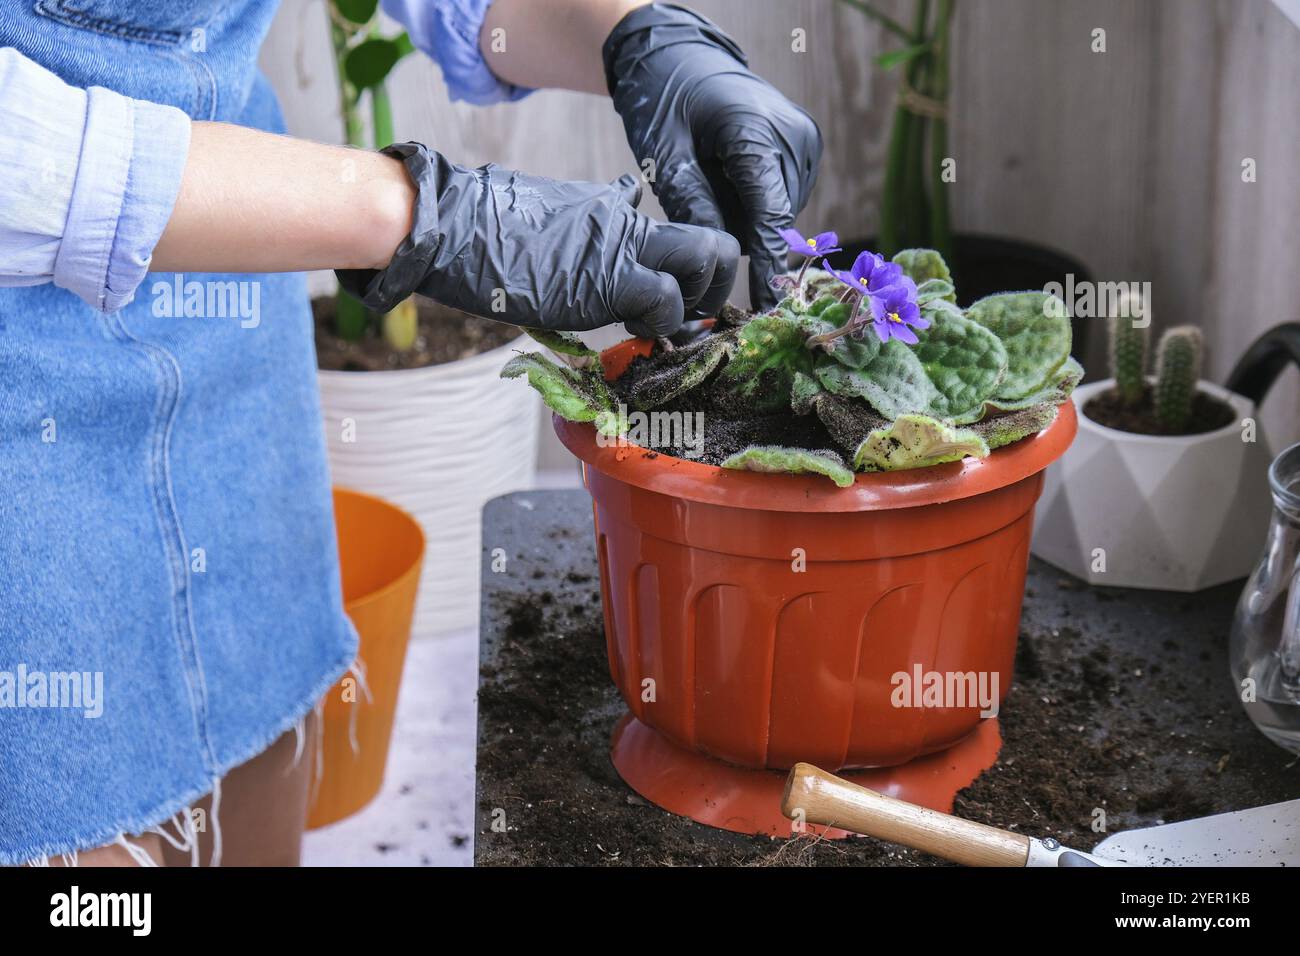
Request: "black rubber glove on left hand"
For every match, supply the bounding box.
[603,3,823,310]
[337,143,739,338]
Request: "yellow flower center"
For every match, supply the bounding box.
[888,312,902,324]
[859,277,869,286]
[806,238,817,248]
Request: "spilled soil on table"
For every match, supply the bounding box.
[476,543,1298,866]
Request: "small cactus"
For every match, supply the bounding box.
[1109,288,1149,406]
[1153,325,1204,432]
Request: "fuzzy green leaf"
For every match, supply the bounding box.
[965,291,1071,400]
[815,341,938,419]
[718,315,813,413]
[969,403,1060,451]
[909,314,1008,418]
[524,327,595,358]
[501,352,613,425]
[808,301,882,370]
[344,37,411,89]
[805,293,840,317]
[952,356,1082,424]
[721,445,855,487]
[854,414,989,472]
[619,333,732,411]
[892,249,956,301]
[801,268,841,303]
[915,278,956,305]
[790,371,824,416]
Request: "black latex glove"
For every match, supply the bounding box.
[603,3,823,311]
[338,143,740,338]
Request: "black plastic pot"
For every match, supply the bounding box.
[826,234,1094,363]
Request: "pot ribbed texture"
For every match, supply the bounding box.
[555,337,1078,772]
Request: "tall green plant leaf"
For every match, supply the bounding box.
[344,35,413,89]
[333,0,378,24]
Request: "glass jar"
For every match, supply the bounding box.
[1230,441,1300,753]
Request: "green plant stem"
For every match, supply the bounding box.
[900,0,931,250]
[330,5,369,341]
[928,0,953,263]
[370,78,415,352]
[902,61,930,249]
[371,81,394,149]
[879,106,910,256]
[330,16,364,148]
[838,0,916,41]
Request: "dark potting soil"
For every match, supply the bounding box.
[314,295,520,372]
[610,346,844,467]
[1083,385,1235,436]
[476,490,1300,867]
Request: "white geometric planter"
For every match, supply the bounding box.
[1032,378,1273,591]
[319,337,539,637]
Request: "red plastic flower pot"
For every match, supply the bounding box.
[553,337,1078,834]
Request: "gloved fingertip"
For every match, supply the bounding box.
[664,194,726,233]
[611,173,644,208]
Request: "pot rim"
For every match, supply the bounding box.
[1073,378,1252,445]
[333,486,426,611]
[553,337,1079,514]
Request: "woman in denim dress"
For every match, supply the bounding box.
[0,0,820,865]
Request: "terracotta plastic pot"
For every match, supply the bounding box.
[308,488,424,829]
[554,337,1077,832]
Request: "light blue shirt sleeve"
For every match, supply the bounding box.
[0,47,191,313]
[382,0,535,106]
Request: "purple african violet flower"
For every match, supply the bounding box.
[868,277,929,344]
[828,250,904,297]
[779,228,842,257]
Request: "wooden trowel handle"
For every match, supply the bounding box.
[781,763,1031,867]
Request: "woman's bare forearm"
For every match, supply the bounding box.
[151,122,415,274]
[480,0,648,94]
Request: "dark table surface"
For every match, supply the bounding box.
[474,490,1299,866]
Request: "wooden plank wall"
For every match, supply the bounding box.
[261,0,1300,453]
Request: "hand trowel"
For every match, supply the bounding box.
[781,763,1300,866]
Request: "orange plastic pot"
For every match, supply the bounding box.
[554,337,1078,832]
[308,488,424,829]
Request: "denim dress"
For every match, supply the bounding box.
[0,0,359,863]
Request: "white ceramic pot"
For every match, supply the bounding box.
[1032,378,1273,591]
[319,337,539,637]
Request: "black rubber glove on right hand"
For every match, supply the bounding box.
[602,3,823,311]
[337,143,740,339]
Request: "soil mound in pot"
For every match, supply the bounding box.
[314,295,520,372]
[1083,385,1235,436]
[610,351,841,465]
